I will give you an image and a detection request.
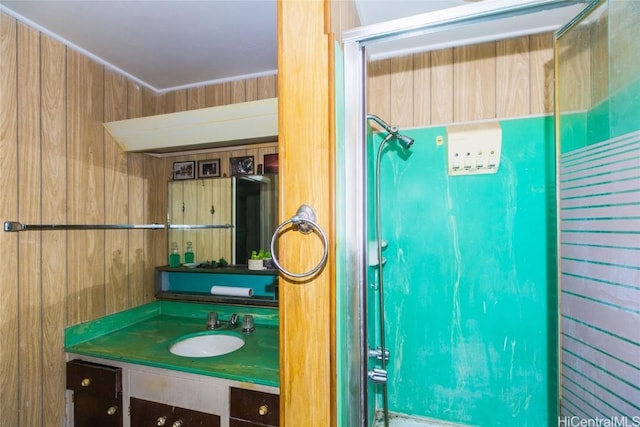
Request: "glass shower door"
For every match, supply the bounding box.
[556,0,640,421]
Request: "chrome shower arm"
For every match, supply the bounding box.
[366,114,398,135]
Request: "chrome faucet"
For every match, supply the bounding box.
[206,312,239,330]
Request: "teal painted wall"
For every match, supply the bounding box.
[367,116,558,426]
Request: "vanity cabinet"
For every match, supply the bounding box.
[130,397,221,426]
[230,387,279,427]
[66,359,123,427]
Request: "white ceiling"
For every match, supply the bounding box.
[0,0,586,94]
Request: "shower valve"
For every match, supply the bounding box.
[368,368,388,384]
[368,347,390,361]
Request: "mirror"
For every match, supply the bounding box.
[167,174,278,265]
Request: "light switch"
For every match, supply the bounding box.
[446,122,502,176]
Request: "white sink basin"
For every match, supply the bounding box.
[169,333,245,357]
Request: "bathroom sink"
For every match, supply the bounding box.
[169,333,245,357]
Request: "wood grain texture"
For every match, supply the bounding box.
[279,0,332,425]
[557,26,591,112]
[257,74,277,99]
[390,55,414,128]
[127,81,146,308]
[17,22,43,426]
[496,36,530,117]
[40,33,67,426]
[610,0,639,93]
[413,51,431,126]
[368,35,555,128]
[454,41,496,122]
[104,69,129,314]
[430,48,455,125]
[0,13,20,426]
[530,33,554,115]
[367,59,391,131]
[1,10,277,425]
[67,49,106,325]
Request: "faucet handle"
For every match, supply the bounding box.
[229,313,239,327]
[206,312,219,329]
[242,314,255,333]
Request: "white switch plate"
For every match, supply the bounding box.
[446,122,502,176]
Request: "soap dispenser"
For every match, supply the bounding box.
[169,242,181,267]
[184,241,194,264]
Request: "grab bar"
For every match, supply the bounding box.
[3,221,233,232]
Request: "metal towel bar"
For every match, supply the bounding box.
[3,221,233,232]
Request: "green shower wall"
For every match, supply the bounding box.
[560,78,640,153]
[368,116,557,426]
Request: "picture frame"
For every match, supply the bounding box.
[263,153,279,174]
[230,156,254,176]
[172,161,195,180]
[197,159,220,178]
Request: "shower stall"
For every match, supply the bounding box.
[334,1,638,426]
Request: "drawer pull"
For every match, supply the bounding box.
[172,420,183,427]
[80,378,91,387]
[107,406,118,416]
[258,404,269,416]
[156,416,167,426]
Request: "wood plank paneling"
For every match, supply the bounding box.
[1,10,276,425]
[413,52,431,126]
[127,81,146,307]
[17,22,43,426]
[496,36,530,117]
[454,41,496,122]
[431,48,454,124]
[40,33,67,426]
[389,55,414,128]
[0,13,20,427]
[368,35,555,128]
[67,49,106,325]
[530,33,554,115]
[104,69,129,314]
[257,74,277,99]
[367,59,391,130]
[187,86,207,110]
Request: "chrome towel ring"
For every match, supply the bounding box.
[269,204,328,279]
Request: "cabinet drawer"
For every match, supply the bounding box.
[131,397,220,427]
[73,393,123,427]
[66,359,122,399]
[230,388,279,426]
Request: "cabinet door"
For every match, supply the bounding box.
[130,398,173,426]
[67,359,123,427]
[229,388,279,426]
[174,405,221,426]
[73,393,122,427]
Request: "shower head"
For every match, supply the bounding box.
[396,133,414,150]
[366,114,414,151]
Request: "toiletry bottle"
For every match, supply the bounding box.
[184,241,194,264]
[169,242,181,267]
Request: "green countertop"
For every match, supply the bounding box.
[65,301,279,387]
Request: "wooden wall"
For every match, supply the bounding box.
[367,33,554,129]
[0,12,276,426]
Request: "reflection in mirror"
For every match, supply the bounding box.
[168,178,233,264]
[167,174,278,266]
[234,174,278,264]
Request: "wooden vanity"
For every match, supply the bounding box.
[64,301,279,427]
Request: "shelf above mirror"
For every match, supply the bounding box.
[104,98,278,154]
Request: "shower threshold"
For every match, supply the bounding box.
[374,411,476,427]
